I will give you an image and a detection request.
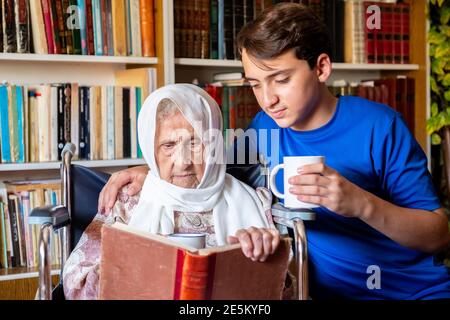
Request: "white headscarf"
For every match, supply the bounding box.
[128,84,270,245]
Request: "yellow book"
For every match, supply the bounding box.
[112,0,127,56]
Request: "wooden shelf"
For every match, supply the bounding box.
[0,266,60,281]
[0,53,158,65]
[175,58,420,71]
[0,159,146,172]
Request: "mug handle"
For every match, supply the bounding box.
[269,164,285,199]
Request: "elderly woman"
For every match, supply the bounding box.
[62,84,281,300]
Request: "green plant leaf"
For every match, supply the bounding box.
[436,42,450,58]
[431,76,441,94]
[443,73,450,86]
[432,102,439,116]
[432,133,442,145]
[445,90,450,101]
[432,58,446,75]
[428,30,447,44]
[440,5,450,24]
[438,0,445,7]
[440,25,450,37]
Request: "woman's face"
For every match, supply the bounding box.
[155,111,205,188]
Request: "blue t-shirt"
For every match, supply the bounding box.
[230,95,450,300]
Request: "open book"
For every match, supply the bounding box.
[99,222,292,300]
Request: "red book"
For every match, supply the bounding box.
[381,3,394,64]
[392,4,402,64]
[99,223,291,300]
[86,0,95,55]
[399,2,410,64]
[41,0,55,54]
[364,2,377,63]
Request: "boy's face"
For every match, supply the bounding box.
[242,49,324,130]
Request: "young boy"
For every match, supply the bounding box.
[98,3,450,299]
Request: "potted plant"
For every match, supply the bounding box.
[427,0,450,266]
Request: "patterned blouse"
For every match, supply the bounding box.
[62,186,277,300]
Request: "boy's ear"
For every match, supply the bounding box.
[315,53,332,83]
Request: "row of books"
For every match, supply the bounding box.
[311,0,411,64]
[174,0,293,60]
[174,0,411,65]
[0,83,145,164]
[204,81,260,147]
[0,180,62,269]
[329,76,415,132]
[0,0,155,57]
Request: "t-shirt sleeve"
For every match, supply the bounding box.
[373,113,441,211]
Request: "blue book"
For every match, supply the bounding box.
[15,86,25,163]
[136,87,142,158]
[0,85,11,163]
[218,0,224,59]
[78,0,88,55]
[92,0,103,55]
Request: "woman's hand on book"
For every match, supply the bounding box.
[227,227,280,262]
[98,165,149,215]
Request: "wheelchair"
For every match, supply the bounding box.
[29,143,316,300]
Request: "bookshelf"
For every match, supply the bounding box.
[0,0,431,298]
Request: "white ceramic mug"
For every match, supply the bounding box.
[269,156,325,209]
[167,233,206,249]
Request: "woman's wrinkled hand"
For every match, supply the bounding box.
[98,165,149,215]
[227,227,280,262]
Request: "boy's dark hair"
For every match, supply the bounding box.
[236,3,332,69]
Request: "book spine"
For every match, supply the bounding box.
[174,0,181,57]
[105,0,114,56]
[232,0,243,60]
[140,0,155,57]
[29,0,47,54]
[400,2,410,64]
[78,87,86,159]
[56,85,65,161]
[0,2,3,52]
[64,84,72,152]
[364,2,376,64]
[68,0,82,54]
[125,0,132,56]
[7,195,21,267]
[40,0,55,54]
[130,0,141,56]
[0,85,12,163]
[3,0,17,53]
[70,83,79,160]
[135,87,142,158]
[381,3,393,64]
[92,0,103,55]
[243,0,253,25]
[112,0,127,56]
[77,0,88,55]
[53,0,67,54]
[129,87,137,158]
[9,85,19,163]
[85,0,95,55]
[392,3,402,64]
[61,0,73,54]
[114,87,123,159]
[106,86,115,160]
[209,0,218,59]
[15,0,30,53]
[192,0,201,58]
[217,0,224,59]
[0,203,8,268]
[223,0,233,60]
[122,87,131,159]
[15,86,24,163]
[178,252,213,300]
[100,0,108,55]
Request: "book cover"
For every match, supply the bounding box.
[140,0,155,57]
[105,0,114,56]
[114,87,123,159]
[61,0,74,54]
[99,222,291,300]
[7,194,21,267]
[100,0,108,55]
[56,85,64,161]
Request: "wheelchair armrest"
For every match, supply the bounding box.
[29,205,71,230]
[271,203,316,221]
